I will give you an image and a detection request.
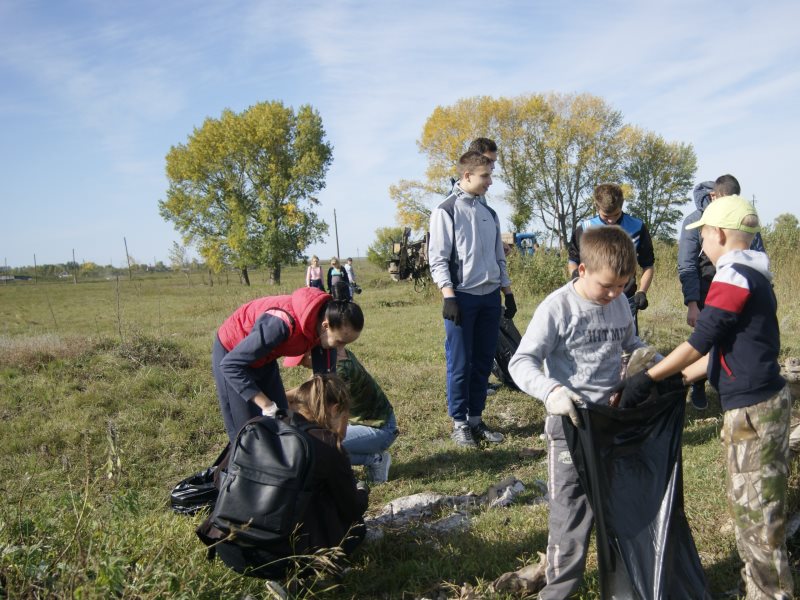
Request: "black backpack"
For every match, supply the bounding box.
[196,413,318,578]
[492,315,523,390]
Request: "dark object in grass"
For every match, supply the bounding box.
[170,445,228,515]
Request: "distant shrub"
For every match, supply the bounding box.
[763,213,800,272]
[506,248,568,299]
[116,333,192,368]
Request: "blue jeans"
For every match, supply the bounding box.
[444,289,502,422]
[343,412,398,466]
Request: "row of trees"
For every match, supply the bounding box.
[391,93,697,247]
[157,94,698,283]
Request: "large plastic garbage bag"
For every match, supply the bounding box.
[563,377,712,600]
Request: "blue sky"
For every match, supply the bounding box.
[1,0,798,268]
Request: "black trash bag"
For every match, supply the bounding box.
[563,376,712,600]
[170,444,229,515]
[492,315,522,390]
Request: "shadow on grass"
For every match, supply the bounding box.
[702,550,744,599]
[682,421,721,447]
[346,525,549,598]
[393,446,541,485]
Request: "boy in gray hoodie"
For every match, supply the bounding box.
[509,225,647,599]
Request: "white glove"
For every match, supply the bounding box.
[261,403,279,417]
[544,387,581,427]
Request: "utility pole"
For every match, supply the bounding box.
[124,237,132,281]
[33,253,37,285]
[72,249,78,284]
[333,209,341,258]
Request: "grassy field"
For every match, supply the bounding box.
[1,249,799,599]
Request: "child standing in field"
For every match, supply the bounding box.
[508,225,648,599]
[306,255,325,291]
[620,195,792,599]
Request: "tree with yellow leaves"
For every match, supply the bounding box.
[397,93,695,248]
[159,101,332,285]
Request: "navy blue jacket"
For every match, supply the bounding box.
[678,182,765,306]
[568,213,655,297]
[687,250,784,410]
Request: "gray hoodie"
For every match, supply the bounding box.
[509,280,646,406]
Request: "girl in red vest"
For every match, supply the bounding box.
[213,286,364,443]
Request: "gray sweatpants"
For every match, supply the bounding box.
[540,415,594,600]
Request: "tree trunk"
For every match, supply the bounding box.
[241,266,251,286]
[270,264,281,285]
[208,269,213,287]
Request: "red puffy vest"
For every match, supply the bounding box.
[217,288,331,368]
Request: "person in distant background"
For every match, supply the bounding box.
[568,183,654,335]
[327,257,350,297]
[306,255,325,291]
[344,257,357,297]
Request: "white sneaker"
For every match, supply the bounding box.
[367,452,391,483]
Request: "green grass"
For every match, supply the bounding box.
[1,254,799,599]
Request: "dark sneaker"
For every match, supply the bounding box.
[471,421,505,443]
[366,452,391,483]
[689,384,708,410]
[451,424,478,448]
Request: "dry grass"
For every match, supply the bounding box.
[1,251,799,598]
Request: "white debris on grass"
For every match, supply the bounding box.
[365,475,547,540]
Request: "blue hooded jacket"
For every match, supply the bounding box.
[677,181,765,305]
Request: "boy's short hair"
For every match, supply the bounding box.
[594,184,624,214]
[714,174,740,197]
[457,151,493,177]
[580,226,637,278]
[468,137,497,154]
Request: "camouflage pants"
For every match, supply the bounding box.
[721,386,793,600]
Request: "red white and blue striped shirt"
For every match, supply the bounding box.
[687,249,784,410]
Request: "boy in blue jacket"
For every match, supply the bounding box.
[622,195,792,599]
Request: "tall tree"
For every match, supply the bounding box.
[159,101,332,285]
[408,93,627,247]
[389,179,434,232]
[367,226,405,268]
[621,127,697,240]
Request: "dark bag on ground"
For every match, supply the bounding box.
[170,444,229,515]
[492,315,522,390]
[196,413,318,579]
[563,376,711,599]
